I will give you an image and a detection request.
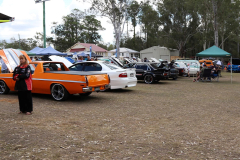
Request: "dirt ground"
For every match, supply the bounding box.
[0,71,240,160]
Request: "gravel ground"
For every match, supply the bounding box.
[0,71,240,160]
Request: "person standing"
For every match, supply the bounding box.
[187,64,190,78]
[13,55,33,115]
[0,56,9,73]
[87,56,91,61]
[77,56,83,62]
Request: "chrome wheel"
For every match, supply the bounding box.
[144,75,154,84]
[51,84,68,101]
[0,81,9,94]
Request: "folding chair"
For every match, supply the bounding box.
[212,70,220,82]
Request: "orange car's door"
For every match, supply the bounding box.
[32,72,53,94]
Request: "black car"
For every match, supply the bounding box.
[160,61,179,80]
[124,62,167,84]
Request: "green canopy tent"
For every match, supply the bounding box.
[196,45,232,83]
[0,13,14,23]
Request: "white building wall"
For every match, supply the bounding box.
[140,46,172,62]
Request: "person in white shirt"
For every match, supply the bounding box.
[0,56,9,73]
[187,64,190,78]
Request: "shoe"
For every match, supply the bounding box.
[26,112,32,115]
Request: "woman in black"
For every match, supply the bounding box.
[13,55,33,115]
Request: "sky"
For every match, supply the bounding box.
[0,0,115,46]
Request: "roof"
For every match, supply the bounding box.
[109,47,139,53]
[70,48,85,52]
[80,43,107,52]
[196,46,231,57]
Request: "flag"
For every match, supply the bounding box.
[90,46,92,58]
[115,48,117,57]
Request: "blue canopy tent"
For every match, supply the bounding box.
[35,46,67,56]
[29,47,44,54]
[196,45,232,83]
[77,51,103,57]
[77,52,87,57]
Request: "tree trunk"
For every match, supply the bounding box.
[212,0,219,47]
[203,40,206,50]
[238,41,239,58]
[221,35,224,50]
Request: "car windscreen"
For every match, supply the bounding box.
[150,63,161,69]
[43,63,66,71]
[69,63,84,71]
[83,63,102,71]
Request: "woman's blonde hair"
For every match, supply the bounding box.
[19,55,29,65]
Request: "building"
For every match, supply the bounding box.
[108,48,140,58]
[140,46,179,62]
[66,42,108,56]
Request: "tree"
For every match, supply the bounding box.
[50,9,85,52]
[50,9,104,52]
[107,44,115,50]
[127,1,140,48]
[197,0,240,49]
[158,0,200,57]
[97,43,108,50]
[82,15,105,43]
[89,0,131,58]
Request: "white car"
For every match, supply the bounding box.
[69,61,137,89]
[174,62,188,75]
[49,55,73,68]
[176,60,200,75]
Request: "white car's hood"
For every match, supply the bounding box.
[49,55,73,68]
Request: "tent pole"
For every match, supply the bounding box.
[231,56,232,84]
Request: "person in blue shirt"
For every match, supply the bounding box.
[0,56,9,73]
[77,56,83,62]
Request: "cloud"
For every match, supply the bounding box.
[0,0,116,46]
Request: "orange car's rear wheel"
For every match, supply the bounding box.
[51,84,69,101]
[0,80,10,94]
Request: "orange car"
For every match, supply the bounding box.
[0,61,110,101]
[199,60,213,68]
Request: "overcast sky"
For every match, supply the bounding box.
[0,0,116,45]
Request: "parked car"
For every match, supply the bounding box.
[49,55,73,68]
[174,62,187,76]
[199,59,213,68]
[98,57,124,68]
[158,61,178,80]
[0,61,110,101]
[124,62,167,84]
[176,60,200,75]
[69,61,137,89]
[227,58,240,72]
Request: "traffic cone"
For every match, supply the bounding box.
[224,66,227,70]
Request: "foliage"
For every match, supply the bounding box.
[50,9,104,52]
[89,0,132,57]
